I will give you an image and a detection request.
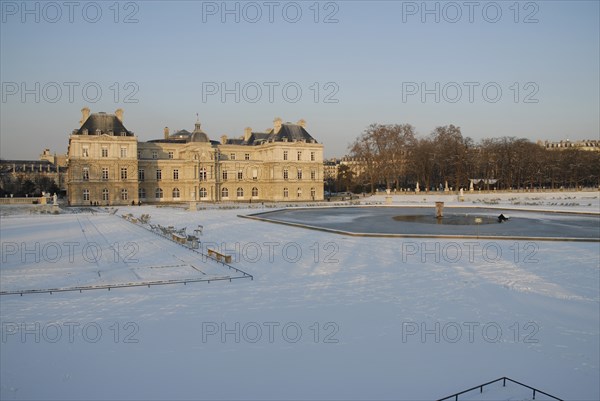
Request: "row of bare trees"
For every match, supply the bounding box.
[349,124,600,192]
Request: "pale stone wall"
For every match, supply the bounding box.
[67,135,138,206]
[67,118,324,205]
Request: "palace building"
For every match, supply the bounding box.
[67,108,324,206]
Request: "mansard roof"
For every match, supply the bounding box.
[74,112,133,136]
[270,123,317,143]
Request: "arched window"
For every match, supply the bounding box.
[236,187,244,197]
[199,187,207,198]
[283,187,289,198]
[251,187,258,197]
[172,188,180,198]
[155,188,163,199]
[221,187,229,198]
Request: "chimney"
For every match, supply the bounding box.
[221,134,228,144]
[297,119,306,128]
[80,107,90,126]
[115,108,124,122]
[244,127,252,142]
[164,127,170,139]
[273,117,282,134]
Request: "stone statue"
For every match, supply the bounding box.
[52,193,58,205]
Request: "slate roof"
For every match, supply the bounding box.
[75,112,133,136]
[270,123,317,143]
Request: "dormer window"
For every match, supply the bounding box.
[120,131,126,136]
[108,130,114,136]
[95,129,102,135]
[82,129,88,135]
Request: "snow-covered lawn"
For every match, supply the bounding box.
[1,191,598,400]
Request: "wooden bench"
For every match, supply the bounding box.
[172,233,187,244]
[207,248,232,263]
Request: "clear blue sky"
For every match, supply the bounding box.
[1,0,598,159]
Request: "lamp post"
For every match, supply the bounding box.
[475,217,482,238]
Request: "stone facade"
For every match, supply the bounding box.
[539,139,600,151]
[67,109,324,206]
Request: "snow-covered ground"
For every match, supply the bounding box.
[1,191,599,400]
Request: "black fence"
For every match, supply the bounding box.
[438,376,563,401]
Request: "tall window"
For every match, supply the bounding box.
[283,150,288,161]
[221,187,229,198]
[121,189,128,201]
[102,168,109,180]
[311,188,316,199]
[236,187,244,197]
[311,151,315,161]
[199,187,207,198]
[152,151,158,159]
[252,187,258,197]
[222,170,228,180]
[155,188,163,199]
[138,169,145,181]
[83,189,90,201]
[199,167,207,181]
[102,188,109,201]
[230,153,236,160]
[138,188,146,199]
[245,153,250,160]
[297,188,302,198]
[120,167,127,180]
[297,151,302,161]
[283,187,289,198]
[168,151,174,159]
[82,167,89,181]
[297,169,302,180]
[237,170,243,180]
[173,169,179,180]
[311,170,316,180]
[102,147,108,157]
[120,147,127,158]
[283,169,289,180]
[172,188,180,198]
[156,169,162,180]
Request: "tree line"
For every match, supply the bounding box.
[0,174,60,197]
[345,123,600,193]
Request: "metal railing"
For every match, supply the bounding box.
[438,376,563,401]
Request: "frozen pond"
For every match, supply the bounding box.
[251,206,600,239]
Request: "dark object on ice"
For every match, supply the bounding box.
[497,214,510,223]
